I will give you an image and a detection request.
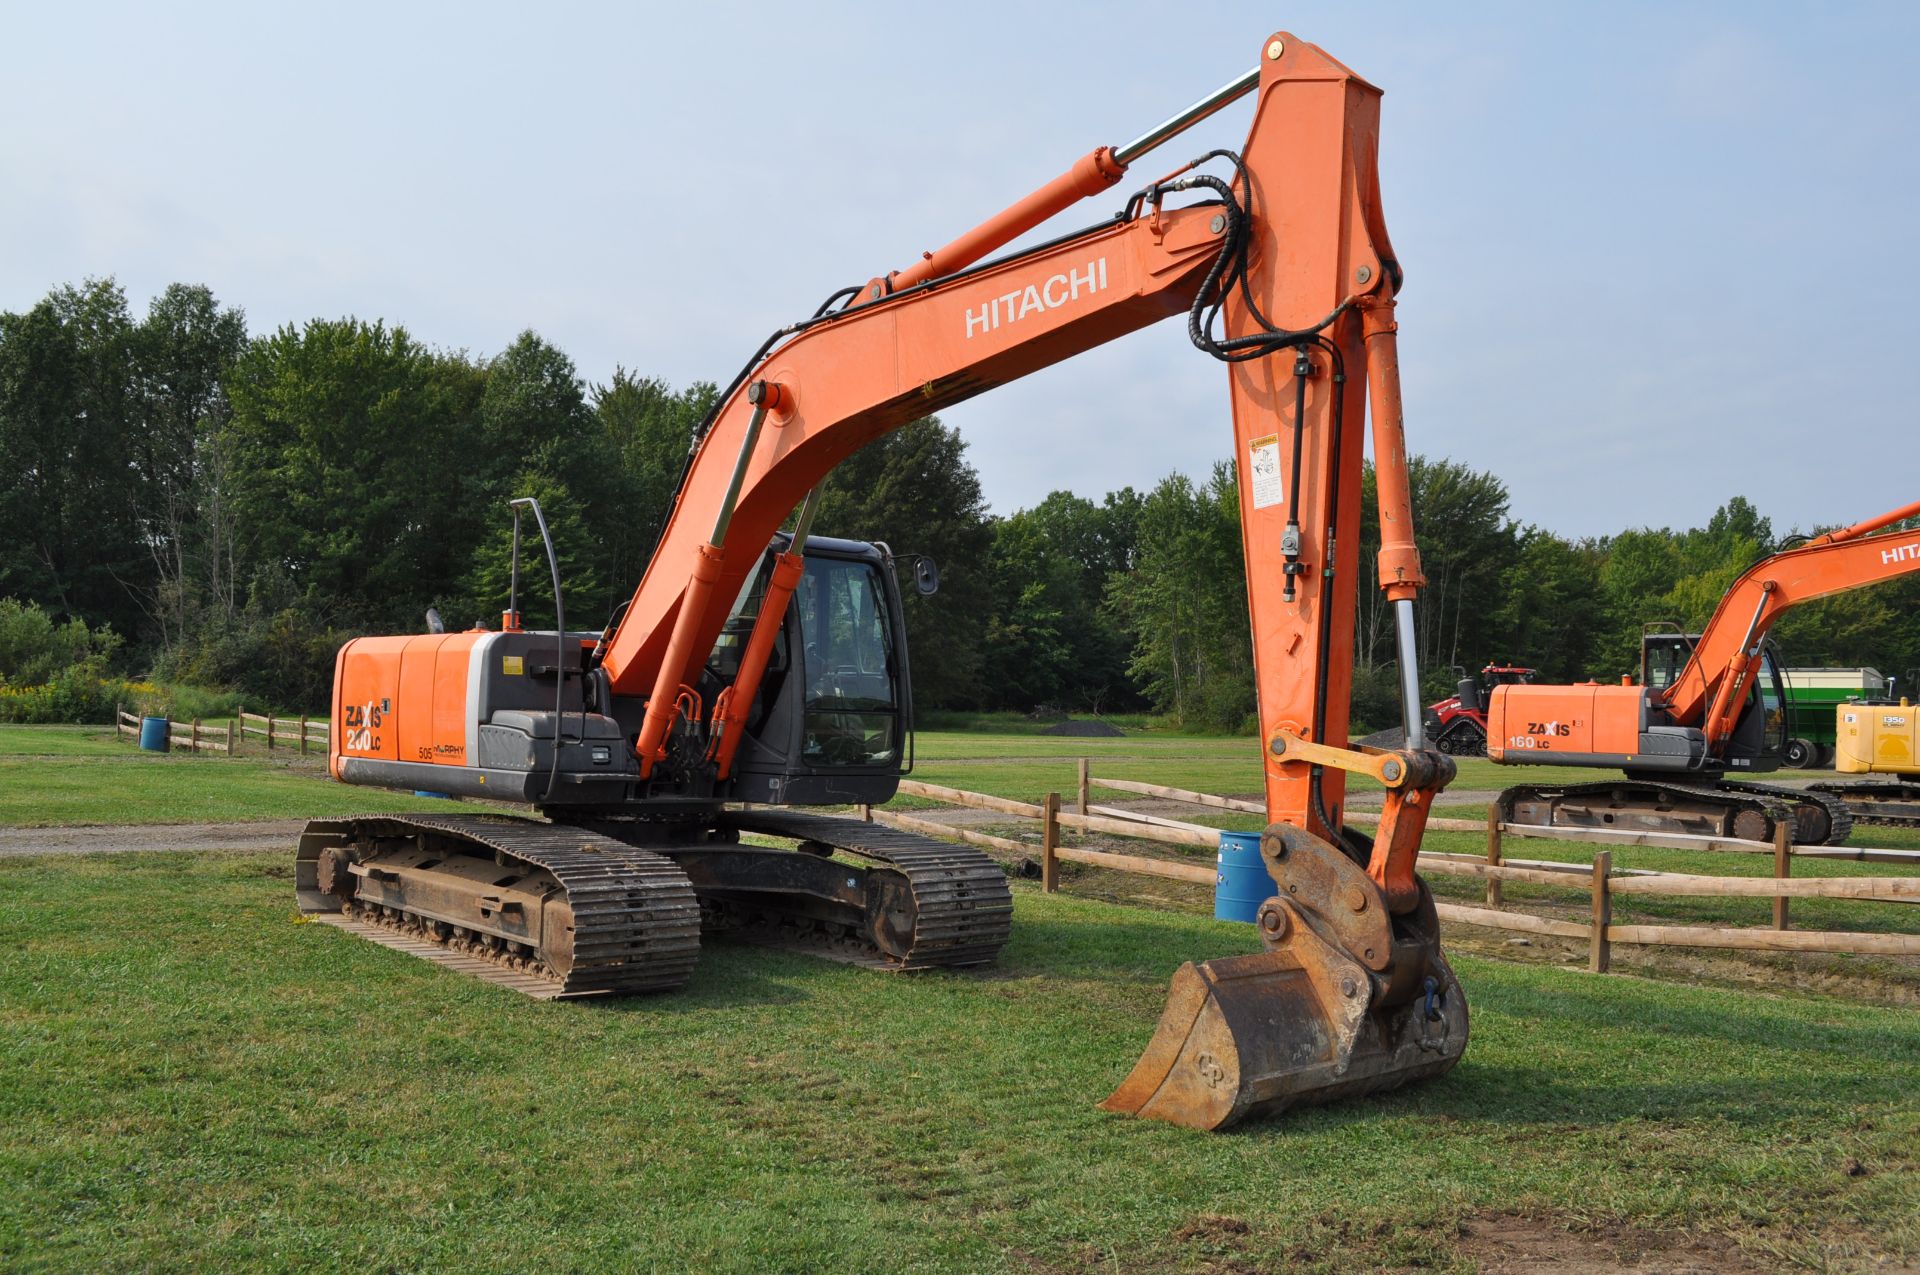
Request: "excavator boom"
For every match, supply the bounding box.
[600,36,1431,838]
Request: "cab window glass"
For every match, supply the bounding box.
[795,558,899,766]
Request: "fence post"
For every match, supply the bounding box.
[1041,791,1061,893]
[227,716,237,755]
[856,803,871,822]
[1076,758,1090,816]
[191,718,201,751]
[299,715,309,756]
[1589,850,1612,973]
[1773,823,1792,931]
[267,713,274,752]
[1485,804,1504,909]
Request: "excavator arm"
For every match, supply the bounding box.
[591,32,1467,1129]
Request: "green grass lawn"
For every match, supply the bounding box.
[1,851,1915,1272]
[0,725,138,758]
[2,724,1917,1268]
[0,727,484,826]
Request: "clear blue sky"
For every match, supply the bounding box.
[4,2,1915,538]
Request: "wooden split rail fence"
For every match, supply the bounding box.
[869,761,1920,974]
[115,706,327,756]
[114,707,233,754]
[236,710,328,754]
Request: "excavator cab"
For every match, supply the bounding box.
[717,535,914,807]
[1639,628,1788,769]
[1640,627,1694,691]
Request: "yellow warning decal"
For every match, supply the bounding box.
[502,655,524,676]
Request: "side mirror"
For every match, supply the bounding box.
[426,607,446,634]
[913,557,940,596]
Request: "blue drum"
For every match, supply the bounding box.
[138,716,169,752]
[1214,830,1278,923]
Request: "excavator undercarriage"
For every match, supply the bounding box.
[1496,777,1854,846]
[1806,779,1920,831]
[297,810,1013,999]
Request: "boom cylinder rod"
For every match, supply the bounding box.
[788,485,822,554]
[1820,497,1920,545]
[888,66,1260,294]
[712,396,774,546]
[1112,67,1261,165]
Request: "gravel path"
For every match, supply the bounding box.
[0,821,306,857]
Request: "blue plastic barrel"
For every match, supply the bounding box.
[1214,830,1279,923]
[412,791,454,800]
[138,716,169,752]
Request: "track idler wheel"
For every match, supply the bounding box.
[1101,824,1468,1131]
[314,845,361,900]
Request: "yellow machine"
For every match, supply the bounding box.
[1836,700,1918,773]
[1810,699,1920,829]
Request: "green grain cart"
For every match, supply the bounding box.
[1781,667,1888,768]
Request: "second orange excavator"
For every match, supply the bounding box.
[1489,501,1920,844]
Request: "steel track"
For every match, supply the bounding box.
[1806,780,1920,830]
[1495,777,1854,846]
[297,815,701,999]
[714,809,1014,969]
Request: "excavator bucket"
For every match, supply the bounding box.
[1102,825,1468,1131]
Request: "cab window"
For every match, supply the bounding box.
[794,558,899,767]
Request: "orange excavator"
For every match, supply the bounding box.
[1488,500,1920,845]
[295,32,1468,1130]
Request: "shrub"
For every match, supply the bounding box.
[0,672,146,724]
[141,683,246,721]
[0,599,121,687]
[154,606,345,713]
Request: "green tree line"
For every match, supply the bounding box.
[3,277,1914,725]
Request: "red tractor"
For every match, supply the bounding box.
[1423,664,1538,755]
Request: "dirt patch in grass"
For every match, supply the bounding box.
[1455,1212,1765,1273]
[1171,1213,1252,1244]
[1040,719,1128,738]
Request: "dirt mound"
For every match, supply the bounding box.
[1354,725,1406,749]
[1039,719,1126,738]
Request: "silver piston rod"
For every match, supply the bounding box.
[1395,598,1425,750]
[1113,67,1261,166]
